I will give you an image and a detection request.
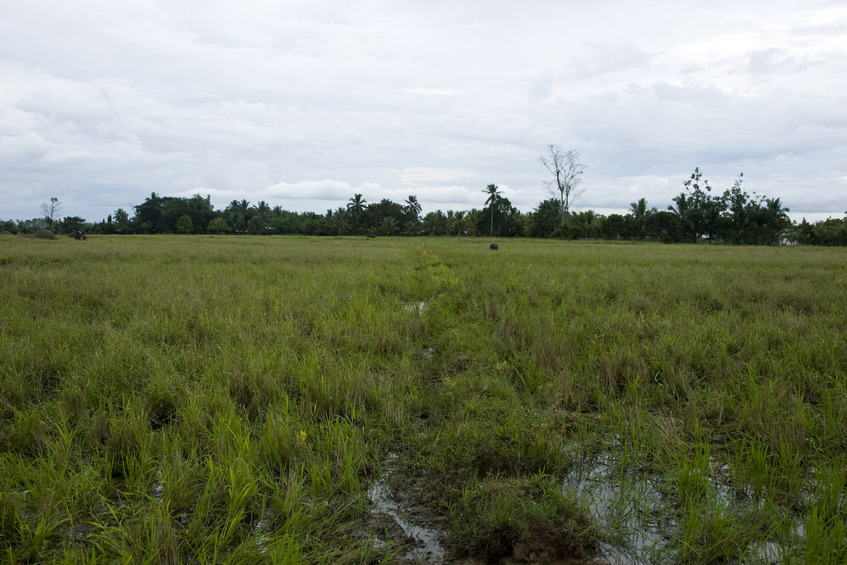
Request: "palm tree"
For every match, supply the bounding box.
[325,207,349,236]
[764,197,790,224]
[630,198,647,239]
[347,194,367,232]
[404,195,422,221]
[669,193,694,242]
[483,184,502,237]
[347,193,366,215]
[582,209,598,238]
[763,197,791,244]
[380,216,398,236]
[454,210,466,236]
[225,199,250,233]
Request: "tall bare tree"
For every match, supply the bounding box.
[41,197,61,229]
[539,145,585,231]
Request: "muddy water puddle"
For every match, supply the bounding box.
[565,455,671,564]
[367,453,616,565]
[564,451,806,565]
[403,301,427,315]
[368,478,447,562]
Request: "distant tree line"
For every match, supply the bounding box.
[2,215,88,236]
[2,169,845,245]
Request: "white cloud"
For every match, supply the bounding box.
[395,167,478,184]
[401,88,463,97]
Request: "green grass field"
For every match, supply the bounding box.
[1,234,845,564]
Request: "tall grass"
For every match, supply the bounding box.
[1,235,845,562]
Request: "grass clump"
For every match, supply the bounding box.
[450,474,596,561]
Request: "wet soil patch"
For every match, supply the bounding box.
[365,450,602,564]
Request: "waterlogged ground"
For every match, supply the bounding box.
[1,234,846,563]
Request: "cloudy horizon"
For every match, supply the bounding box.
[2,0,846,225]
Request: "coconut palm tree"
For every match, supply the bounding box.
[630,198,647,239]
[669,193,695,243]
[347,193,366,215]
[347,194,367,232]
[454,210,467,236]
[483,184,502,237]
[380,216,398,235]
[404,195,422,221]
[763,197,791,244]
[225,199,250,234]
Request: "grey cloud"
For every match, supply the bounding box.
[2,1,846,223]
[746,48,803,75]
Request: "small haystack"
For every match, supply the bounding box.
[33,230,57,240]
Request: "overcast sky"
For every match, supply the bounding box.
[2,0,846,224]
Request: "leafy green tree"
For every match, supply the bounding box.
[483,184,502,237]
[113,209,130,232]
[723,173,754,244]
[465,209,483,237]
[682,167,724,242]
[156,197,190,233]
[242,201,272,234]
[184,194,215,233]
[176,214,194,234]
[646,211,681,243]
[479,194,522,237]
[365,199,404,233]
[15,218,47,234]
[224,200,250,234]
[296,212,325,235]
[134,193,164,233]
[207,217,231,234]
[571,210,601,239]
[270,210,303,234]
[255,201,271,219]
[810,216,847,245]
[60,216,86,234]
[247,215,267,234]
[529,198,561,238]
[602,214,628,240]
[422,210,448,235]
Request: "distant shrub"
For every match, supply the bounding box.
[33,230,57,240]
[0,230,13,236]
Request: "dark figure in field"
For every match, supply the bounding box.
[490,242,498,250]
[69,230,87,240]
